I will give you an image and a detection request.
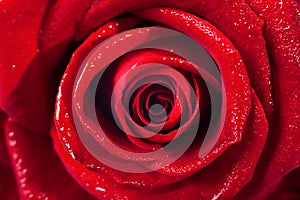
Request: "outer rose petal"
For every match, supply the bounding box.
[0,0,51,133]
[40,0,94,53]
[0,111,19,200]
[0,164,19,200]
[0,111,10,167]
[3,120,96,200]
[266,167,300,199]
[237,1,300,198]
[0,0,48,100]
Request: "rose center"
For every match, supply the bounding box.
[129,84,179,134]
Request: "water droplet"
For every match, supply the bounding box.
[95,187,106,192]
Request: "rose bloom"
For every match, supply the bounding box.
[0,0,299,199]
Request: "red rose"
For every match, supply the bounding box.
[0,0,299,199]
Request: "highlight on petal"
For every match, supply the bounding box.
[3,120,96,200]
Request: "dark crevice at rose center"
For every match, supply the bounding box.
[129,84,175,128]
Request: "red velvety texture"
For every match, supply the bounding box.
[4,119,96,200]
[55,7,255,186]
[265,167,300,199]
[0,0,52,133]
[237,0,300,198]
[0,111,19,200]
[53,88,268,199]
[0,0,299,200]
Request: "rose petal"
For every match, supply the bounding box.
[236,0,300,198]
[0,111,19,200]
[175,89,269,199]
[51,89,268,199]
[4,120,96,200]
[265,167,300,199]
[54,7,255,192]
[76,0,274,121]
[0,0,52,133]
[0,164,19,200]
